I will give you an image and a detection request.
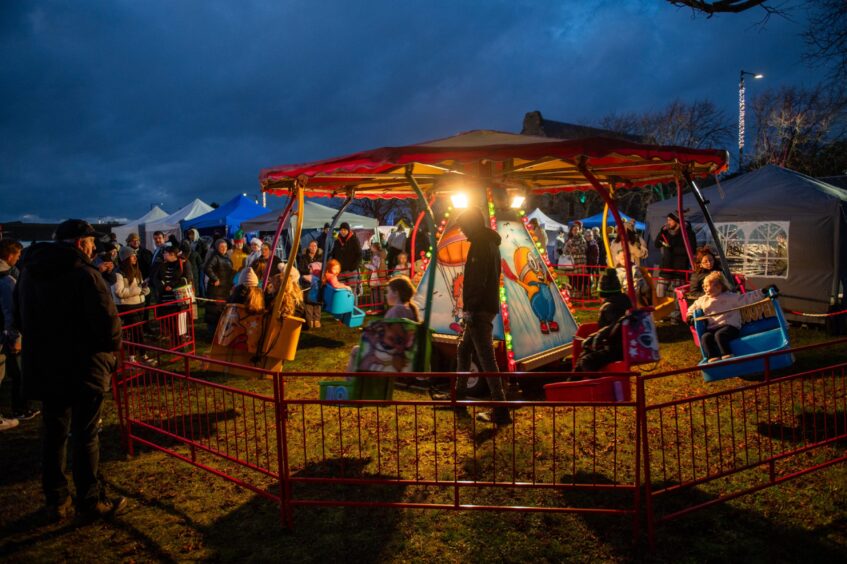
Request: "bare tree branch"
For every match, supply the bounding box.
[802,0,847,83]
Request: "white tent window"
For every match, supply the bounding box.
[700,221,790,279]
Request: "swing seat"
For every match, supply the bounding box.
[676,274,747,347]
[322,285,366,327]
[320,319,431,401]
[543,323,631,402]
[696,289,794,382]
[323,285,355,315]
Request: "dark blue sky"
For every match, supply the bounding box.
[0,1,820,223]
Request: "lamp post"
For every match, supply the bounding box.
[738,69,764,171]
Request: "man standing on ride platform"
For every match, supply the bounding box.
[331,222,363,301]
[15,220,126,522]
[655,212,696,321]
[452,208,510,425]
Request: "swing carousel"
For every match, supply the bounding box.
[253,130,729,383]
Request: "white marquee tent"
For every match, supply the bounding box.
[112,206,169,245]
[139,199,213,249]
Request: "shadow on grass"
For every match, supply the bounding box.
[757,410,847,447]
[644,482,847,562]
[298,332,348,350]
[203,457,407,561]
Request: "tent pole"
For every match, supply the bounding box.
[322,190,355,274]
[683,172,736,291]
[675,175,696,269]
[409,195,435,280]
[405,167,436,372]
[578,161,637,307]
[276,184,305,318]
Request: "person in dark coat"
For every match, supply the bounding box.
[330,222,362,298]
[126,233,152,280]
[452,208,510,425]
[576,268,632,372]
[203,239,234,336]
[315,223,333,258]
[654,212,696,298]
[179,239,202,295]
[15,219,126,521]
[297,240,324,328]
[151,244,193,309]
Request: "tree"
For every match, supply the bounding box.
[749,84,847,174]
[667,1,776,16]
[802,0,847,83]
[348,198,412,226]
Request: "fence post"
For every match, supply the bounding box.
[638,375,656,550]
[273,371,293,527]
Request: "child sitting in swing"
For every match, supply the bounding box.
[686,271,772,363]
[227,267,265,314]
[324,258,353,292]
[345,275,420,372]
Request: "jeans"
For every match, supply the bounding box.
[42,389,104,508]
[701,325,740,359]
[455,311,509,421]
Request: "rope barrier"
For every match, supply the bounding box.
[785,307,847,318]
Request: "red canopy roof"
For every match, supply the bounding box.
[260,130,728,198]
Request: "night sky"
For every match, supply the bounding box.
[0,1,821,223]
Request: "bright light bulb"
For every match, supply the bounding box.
[754,73,764,79]
[510,195,525,209]
[451,193,469,209]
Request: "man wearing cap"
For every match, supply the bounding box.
[654,212,697,308]
[15,219,126,521]
[330,222,363,300]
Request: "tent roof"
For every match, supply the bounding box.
[241,200,378,231]
[648,164,847,222]
[144,199,213,227]
[580,211,646,231]
[183,194,266,230]
[260,130,728,198]
[124,205,169,225]
[526,208,568,232]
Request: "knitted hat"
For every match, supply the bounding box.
[233,229,245,242]
[119,246,136,262]
[126,232,140,243]
[667,212,679,223]
[250,237,262,248]
[598,268,622,297]
[339,222,351,231]
[572,220,583,229]
[241,268,259,288]
[279,262,300,283]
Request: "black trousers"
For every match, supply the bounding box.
[1,350,29,413]
[701,325,740,359]
[42,389,104,507]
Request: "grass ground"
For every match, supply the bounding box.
[1,311,846,563]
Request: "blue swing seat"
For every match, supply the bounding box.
[695,288,794,382]
[322,285,365,328]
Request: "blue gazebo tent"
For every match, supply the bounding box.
[580,211,645,231]
[182,194,266,238]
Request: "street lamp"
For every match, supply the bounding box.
[738,70,764,170]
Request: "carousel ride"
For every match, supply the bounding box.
[253,130,730,395]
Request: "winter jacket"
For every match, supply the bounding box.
[0,260,20,347]
[204,249,234,301]
[229,247,248,272]
[689,289,764,330]
[152,259,192,303]
[462,225,502,315]
[655,223,696,278]
[112,271,149,307]
[331,232,362,273]
[136,247,153,279]
[14,242,121,400]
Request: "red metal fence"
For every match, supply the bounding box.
[638,338,847,546]
[113,302,847,546]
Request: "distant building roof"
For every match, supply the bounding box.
[521,110,644,143]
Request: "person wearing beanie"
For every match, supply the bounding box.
[245,237,263,269]
[229,232,248,272]
[575,268,632,372]
[330,221,362,301]
[112,243,150,321]
[654,210,697,305]
[228,267,264,314]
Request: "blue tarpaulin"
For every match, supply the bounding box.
[580,211,645,231]
[181,194,266,237]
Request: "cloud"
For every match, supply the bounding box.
[0,0,820,221]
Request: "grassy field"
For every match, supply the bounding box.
[1,312,846,563]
